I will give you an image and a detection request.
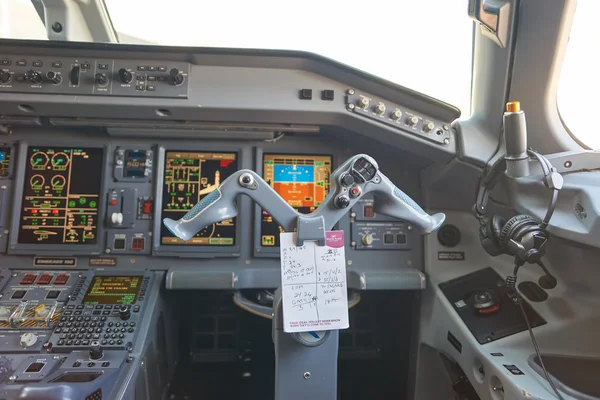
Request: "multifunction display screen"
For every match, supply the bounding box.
[261,154,332,246]
[160,151,238,245]
[82,276,143,305]
[0,146,10,177]
[18,147,103,244]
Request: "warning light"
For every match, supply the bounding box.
[32,209,38,214]
[220,160,233,168]
[52,209,59,214]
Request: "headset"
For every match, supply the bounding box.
[473,149,564,285]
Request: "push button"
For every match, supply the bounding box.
[384,234,394,244]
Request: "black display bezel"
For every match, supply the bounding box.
[8,142,107,255]
[152,146,243,257]
[253,148,334,257]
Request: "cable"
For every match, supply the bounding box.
[507,270,565,400]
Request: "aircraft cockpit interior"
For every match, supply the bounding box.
[0,0,599,399]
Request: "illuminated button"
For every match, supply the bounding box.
[12,290,27,299]
[114,238,126,250]
[109,199,117,206]
[143,201,152,214]
[384,234,394,244]
[54,274,69,285]
[397,234,407,244]
[37,274,53,285]
[46,290,60,299]
[131,237,145,251]
[20,274,37,285]
[363,205,375,218]
[349,186,361,198]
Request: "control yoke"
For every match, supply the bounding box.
[163,154,445,243]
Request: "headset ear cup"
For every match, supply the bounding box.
[499,215,539,252]
[479,215,506,256]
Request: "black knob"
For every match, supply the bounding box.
[95,73,108,86]
[46,71,62,84]
[25,70,43,84]
[341,173,354,187]
[335,196,350,209]
[170,68,184,86]
[0,70,10,84]
[118,305,131,321]
[89,341,103,360]
[118,68,133,84]
[69,65,80,86]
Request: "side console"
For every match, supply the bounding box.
[0,269,154,400]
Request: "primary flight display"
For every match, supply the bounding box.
[261,154,332,247]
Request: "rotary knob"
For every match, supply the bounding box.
[46,71,62,84]
[423,122,435,132]
[25,70,43,84]
[361,233,374,246]
[335,196,350,209]
[391,109,402,120]
[118,68,133,84]
[407,116,419,127]
[341,173,354,187]
[170,68,184,86]
[20,332,38,348]
[118,305,131,321]
[95,73,108,86]
[357,97,369,108]
[374,102,386,115]
[0,70,11,84]
[89,341,103,360]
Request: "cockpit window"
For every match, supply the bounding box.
[558,1,600,149]
[0,0,474,115]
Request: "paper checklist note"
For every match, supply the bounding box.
[280,231,349,333]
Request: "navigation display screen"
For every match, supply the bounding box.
[18,147,103,245]
[160,151,238,246]
[82,276,143,305]
[261,154,332,246]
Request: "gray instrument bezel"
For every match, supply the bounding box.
[8,141,107,255]
[253,147,335,258]
[152,145,244,257]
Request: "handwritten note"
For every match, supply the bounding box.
[280,231,349,333]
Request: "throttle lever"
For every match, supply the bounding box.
[163,154,445,242]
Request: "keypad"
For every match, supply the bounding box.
[54,305,138,348]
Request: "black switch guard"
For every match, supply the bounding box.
[439,267,546,344]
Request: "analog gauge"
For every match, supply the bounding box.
[51,152,70,170]
[30,152,49,170]
[51,175,66,191]
[30,174,45,190]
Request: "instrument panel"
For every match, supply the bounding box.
[0,40,451,289]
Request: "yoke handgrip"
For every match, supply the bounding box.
[163,154,445,242]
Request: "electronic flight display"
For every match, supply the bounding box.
[18,147,103,245]
[82,276,143,305]
[160,151,238,245]
[0,146,10,177]
[261,154,332,246]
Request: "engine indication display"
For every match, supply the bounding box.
[0,146,11,177]
[82,276,143,305]
[160,151,237,246]
[261,154,332,246]
[18,147,103,245]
